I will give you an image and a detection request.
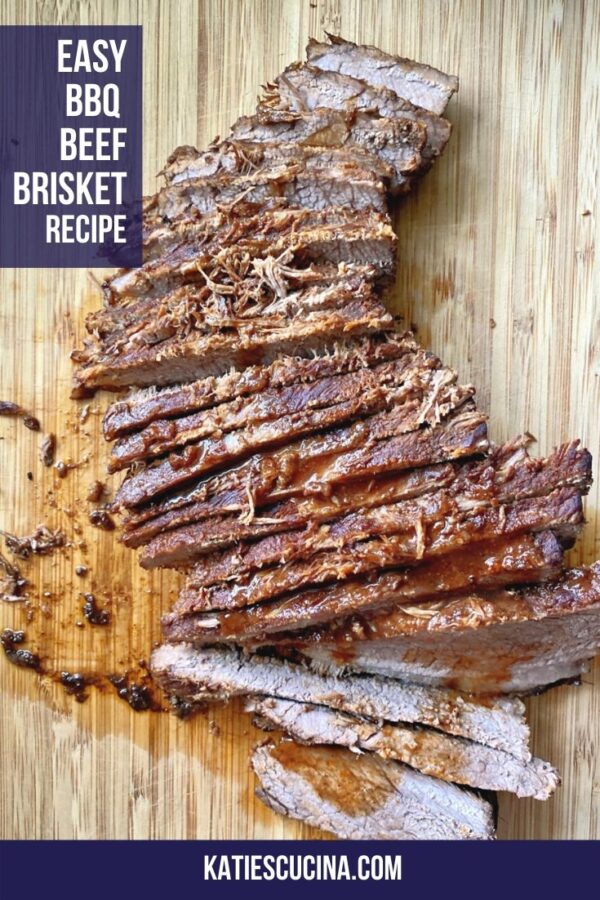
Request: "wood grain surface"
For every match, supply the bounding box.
[1,0,599,840]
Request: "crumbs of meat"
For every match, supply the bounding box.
[39,433,56,467]
[1,525,66,559]
[83,593,110,626]
[109,674,160,712]
[0,401,40,431]
[168,693,204,719]
[88,508,115,531]
[0,552,28,602]
[1,629,41,670]
[60,671,89,703]
[86,481,105,503]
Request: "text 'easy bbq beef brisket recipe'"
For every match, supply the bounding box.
[72,34,600,840]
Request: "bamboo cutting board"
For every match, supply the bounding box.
[0,0,599,840]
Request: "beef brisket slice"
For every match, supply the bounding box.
[124,460,451,551]
[305,34,459,115]
[149,642,530,757]
[87,260,376,353]
[109,350,442,471]
[116,366,462,512]
[116,380,479,513]
[161,134,403,186]
[265,63,451,162]
[151,153,387,222]
[179,486,580,601]
[243,112,426,190]
[252,741,494,840]
[103,207,396,303]
[73,290,392,395]
[124,439,590,555]
[164,532,563,642]
[199,110,426,193]
[295,562,600,693]
[248,697,558,799]
[103,333,417,441]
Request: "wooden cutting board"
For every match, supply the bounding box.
[1,0,598,840]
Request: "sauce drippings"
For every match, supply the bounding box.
[271,741,389,816]
[1,629,41,670]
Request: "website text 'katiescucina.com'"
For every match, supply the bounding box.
[202,852,402,881]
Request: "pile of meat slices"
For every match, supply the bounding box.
[73,35,600,840]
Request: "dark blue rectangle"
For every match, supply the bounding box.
[1,839,599,898]
[0,26,142,268]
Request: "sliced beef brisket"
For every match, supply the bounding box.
[162,532,563,643]
[292,562,600,693]
[123,461,452,551]
[73,290,392,395]
[149,151,388,222]
[305,34,459,115]
[175,486,581,597]
[170,111,426,194]
[134,440,591,562]
[70,32,599,835]
[262,63,451,163]
[88,259,377,351]
[103,333,417,441]
[103,207,396,304]
[248,697,558,799]
[115,385,481,512]
[108,351,446,471]
[252,741,494,840]
[123,439,590,557]
[149,642,530,756]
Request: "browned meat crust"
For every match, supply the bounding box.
[103,333,417,440]
[161,532,564,644]
[132,440,590,565]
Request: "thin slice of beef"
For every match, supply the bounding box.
[116,392,385,508]
[248,697,558,800]
[252,741,494,840]
[72,293,392,397]
[123,460,451,551]
[262,63,451,162]
[125,411,487,558]
[170,111,426,193]
[162,119,418,178]
[104,207,396,304]
[139,200,291,266]
[305,34,459,115]
[109,351,441,471]
[116,373,477,511]
[149,153,388,222]
[85,276,366,365]
[149,642,530,757]
[103,332,418,440]
[164,532,563,642]
[294,562,600,694]
[179,486,580,600]
[133,439,591,561]
[88,258,374,350]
